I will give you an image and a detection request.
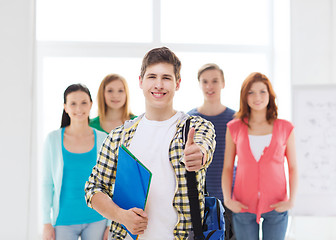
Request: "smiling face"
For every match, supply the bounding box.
[64,90,92,123]
[104,79,126,111]
[139,62,181,113]
[199,69,224,103]
[247,81,269,112]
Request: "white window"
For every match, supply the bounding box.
[36,0,290,236]
[37,0,289,139]
[36,0,153,42]
[161,0,270,45]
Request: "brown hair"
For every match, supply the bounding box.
[235,72,278,126]
[97,73,133,123]
[140,47,181,81]
[197,63,224,82]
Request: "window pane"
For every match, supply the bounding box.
[41,57,144,138]
[40,53,268,139]
[36,0,152,42]
[175,52,269,112]
[161,0,270,45]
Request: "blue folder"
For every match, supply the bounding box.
[113,145,152,240]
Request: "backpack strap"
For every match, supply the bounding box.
[183,118,205,240]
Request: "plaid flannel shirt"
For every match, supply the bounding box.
[85,113,216,239]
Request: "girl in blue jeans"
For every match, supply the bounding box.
[222,72,298,240]
[41,84,109,240]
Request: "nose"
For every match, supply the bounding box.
[154,78,163,89]
[254,93,262,101]
[76,105,82,111]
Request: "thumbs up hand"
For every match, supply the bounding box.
[184,127,204,172]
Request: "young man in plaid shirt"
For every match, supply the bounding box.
[85,47,216,239]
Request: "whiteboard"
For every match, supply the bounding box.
[292,85,336,216]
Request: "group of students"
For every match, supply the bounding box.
[41,47,298,240]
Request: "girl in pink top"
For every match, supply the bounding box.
[221,72,298,240]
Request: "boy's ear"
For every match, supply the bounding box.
[176,78,181,90]
[139,76,143,89]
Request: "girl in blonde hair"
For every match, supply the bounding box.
[90,74,136,133]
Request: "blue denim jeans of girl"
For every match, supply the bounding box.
[233,210,288,240]
[55,219,107,240]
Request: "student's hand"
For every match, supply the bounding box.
[103,226,109,240]
[224,198,248,213]
[42,223,55,240]
[184,127,204,172]
[270,200,294,212]
[121,208,148,235]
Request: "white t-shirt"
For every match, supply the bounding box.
[125,112,182,240]
[248,134,272,162]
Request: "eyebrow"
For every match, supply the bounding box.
[106,87,124,89]
[146,73,173,78]
[249,88,267,91]
[201,77,219,81]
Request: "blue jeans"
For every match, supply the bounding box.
[233,210,288,240]
[55,220,107,240]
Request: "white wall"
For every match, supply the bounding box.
[291,0,335,85]
[0,0,36,239]
[290,0,336,239]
